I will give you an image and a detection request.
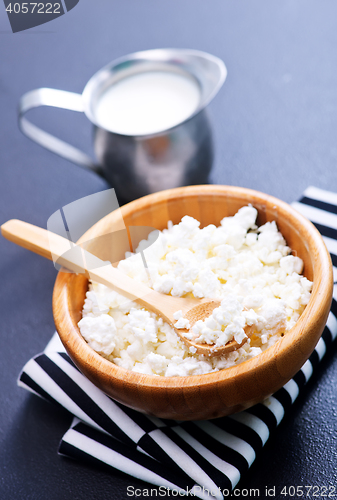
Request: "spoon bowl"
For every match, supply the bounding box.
[174,300,255,356]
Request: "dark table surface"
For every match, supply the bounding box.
[1,1,337,498]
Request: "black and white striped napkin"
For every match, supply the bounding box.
[18,186,337,500]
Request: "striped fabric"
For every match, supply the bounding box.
[18,186,337,500]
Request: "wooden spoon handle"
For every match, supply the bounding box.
[2,219,58,261]
[1,219,155,302]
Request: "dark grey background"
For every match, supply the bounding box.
[1,1,337,498]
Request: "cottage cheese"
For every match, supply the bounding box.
[178,297,264,347]
[78,206,312,377]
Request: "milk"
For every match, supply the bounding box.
[95,71,200,136]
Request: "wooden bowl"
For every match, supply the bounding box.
[53,185,333,420]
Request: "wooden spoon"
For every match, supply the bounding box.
[1,219,254,357]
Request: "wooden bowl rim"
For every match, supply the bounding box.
[53,185,333,391]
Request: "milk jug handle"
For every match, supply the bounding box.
[18,88,100,172]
